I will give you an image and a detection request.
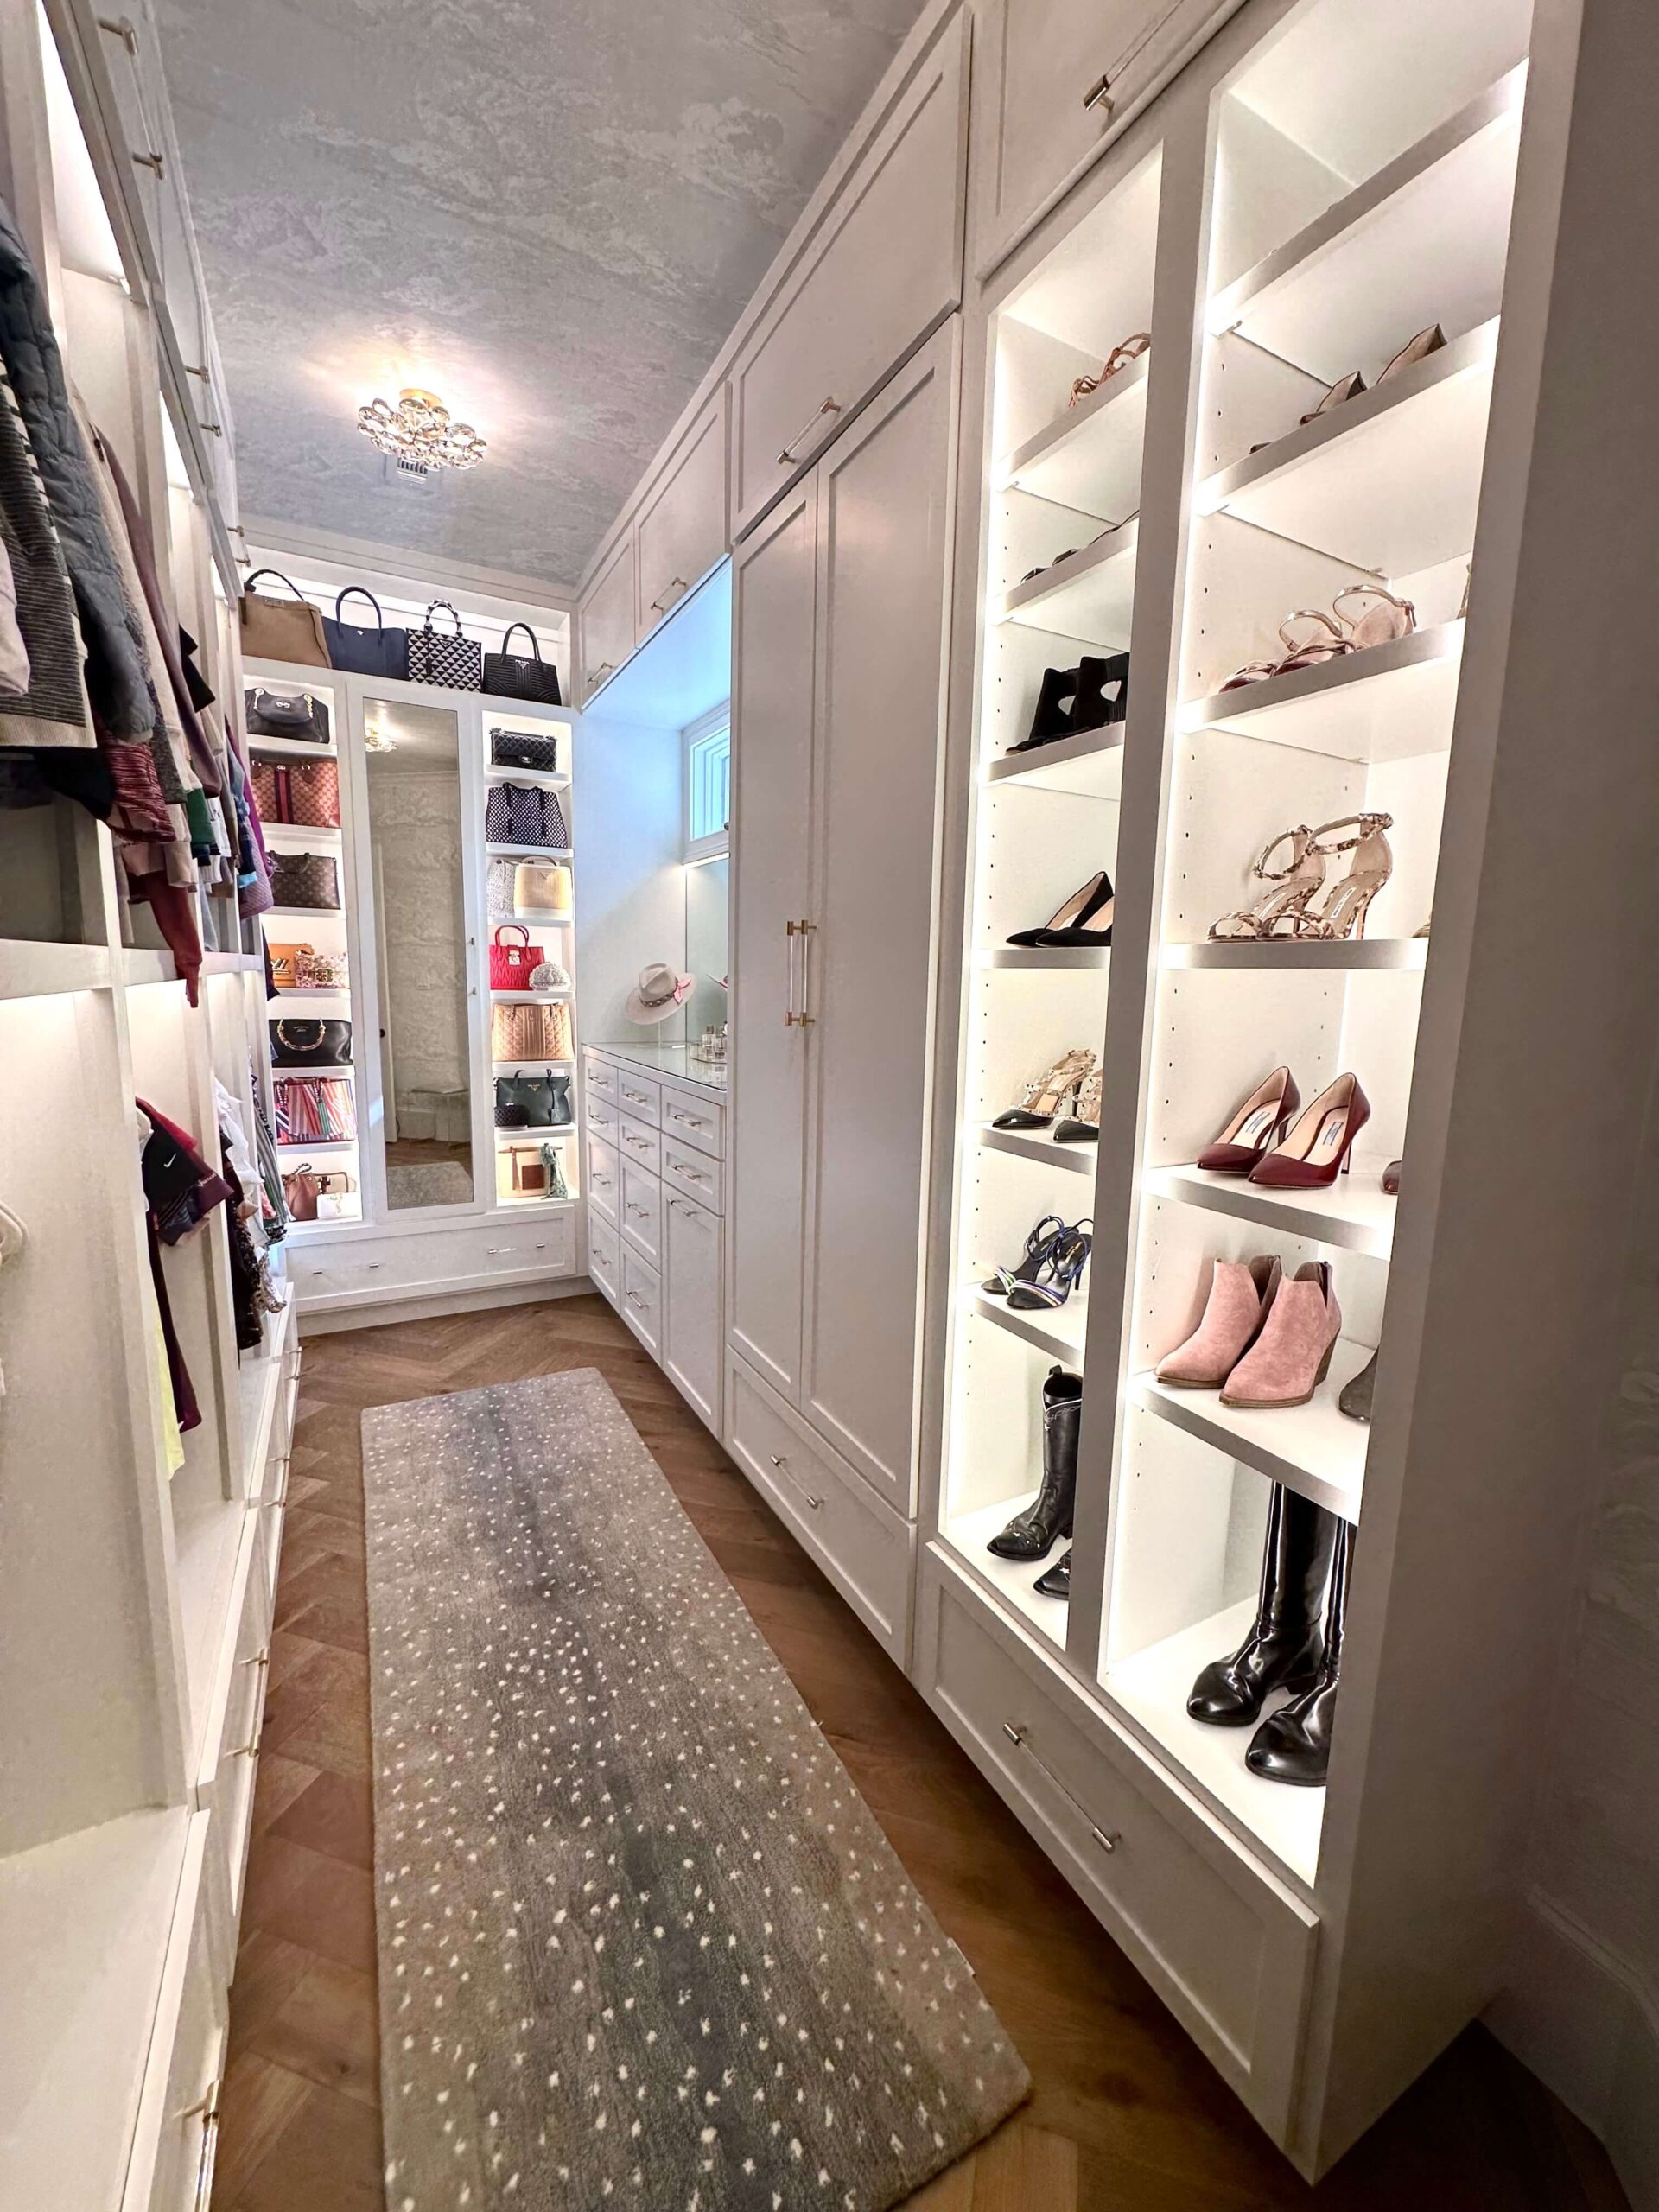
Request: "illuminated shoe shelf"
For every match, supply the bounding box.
[1133,1338,1374,1522]
[939,1501,1070,1651]
[994,521,1139,645]
[1180,620,1465,764]
[1144,1157,1398,1257]
[977,1123,1096,1176]
[969,1283,1090,1368]
[996,348,1151,521]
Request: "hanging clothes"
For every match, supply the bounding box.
[0,194,153,740]
[0,352,90,747]
[139,1096,233,1245]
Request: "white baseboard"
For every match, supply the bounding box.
[1485,1888,1659,2209]
[299,1277,594,1336]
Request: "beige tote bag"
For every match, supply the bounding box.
[513,860,572,916]
[239,569,332,668]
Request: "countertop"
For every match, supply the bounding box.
[587,1037,728,1095]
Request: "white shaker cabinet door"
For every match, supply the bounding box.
[974,0,1233,277]
[664,1194,722,1433]
[726,478,818,1404]
[797,323,957,1515]
[579,531,636,701]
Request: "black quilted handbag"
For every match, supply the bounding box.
[270,1018,352,1068]
[490,725,561,772]
[483,624,563,705]
[409,600,483,690]
[485,781,569,849]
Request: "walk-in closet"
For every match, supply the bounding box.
[2,1,1656,2209]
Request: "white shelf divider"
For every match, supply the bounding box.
[1161,937,1428,973]
[970,1283,1090,1368]
[994,520,1139,643]
[977,1123,1097,1176]
[987,722,1126,797]
[977,944,1112,972]
[1143,1157,1398,1257]
[941,1496,1071,1651]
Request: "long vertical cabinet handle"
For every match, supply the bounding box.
[784,918,799,1026]
[785,919,816,1027]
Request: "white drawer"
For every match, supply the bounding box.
[137,1818,226,2212]
[660,1084,725,1160]
[724,1354,912,1664]
[587,1134,620,1224]
[661,1133,723,1214]
[915,1549,1315,2138]
[287,1217,574,1308]
[621,1159,663,1266]
[587,1205,620,1304]
[614,1070,662,1127]
[620,1243,662,1357]
[731,10,967,534]
[584,1050,620,1105]
[616,1114,663,1176]
[584,1093,622,1147]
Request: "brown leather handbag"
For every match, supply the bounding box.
[239,570,332,667]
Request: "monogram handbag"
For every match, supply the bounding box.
[409,600,483,690]
[245,687,331,744]
[486,781,569,849]
[513,861,573,915]
[321,586,410,679]
[270,850,340,910]
[483,624,563,706]
[490,1000,572,1062]
[490,725,561,772]
[239,569,331,668]
[493,1069,573,1128]
[488,924,544,988]
[251,758,340,829]
[270,1018,351,1068]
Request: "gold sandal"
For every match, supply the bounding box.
[1210,826,1325,939]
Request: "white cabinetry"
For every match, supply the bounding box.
[634,391,730,646]
[730,10,968,536]
[725,321,958,1645]
[584,1049,726,1436]
[579,531,637,702]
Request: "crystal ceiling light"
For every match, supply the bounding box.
[357,387,486,475]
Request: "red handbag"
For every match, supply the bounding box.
[251,757,340,830]
[489,924,545,988]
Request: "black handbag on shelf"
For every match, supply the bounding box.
[409,600,483,690]
[485,781,569,849]
[321,587,410,679]
[269,849,341,910]
[245,687,331,744]
[490,725,561,773]
[493,1068,573,1129]
[483,623,563,705]
[270,1018,352,1068]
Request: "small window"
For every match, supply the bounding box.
[686,715,730,858]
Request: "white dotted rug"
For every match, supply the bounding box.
[363,1369,1029,2212]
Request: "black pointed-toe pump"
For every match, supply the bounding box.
[1007,869,1114,948]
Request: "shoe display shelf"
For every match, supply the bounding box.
[914,0,1616,2177]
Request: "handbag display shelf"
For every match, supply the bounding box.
[485,780,570,852]
[409,599,483,689]
[245,687,334,751]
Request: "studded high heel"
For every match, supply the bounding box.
[1277,813,1394,942]
[1053,1068,1102,1144]
[992,1049,1095,1132]
[1210,826,1325,940]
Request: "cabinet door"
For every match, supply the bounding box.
[726,477,817,1404]
[634,391,729,645]
[974,0,1226,276]
[798,323,957,1513]
[664,1194,722,1431]
[579,531,636,700]
[731,10,967,537]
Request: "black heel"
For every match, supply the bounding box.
[1008,665,1080,754]
[1069,652,1128,734]
[1007,868,1114,949]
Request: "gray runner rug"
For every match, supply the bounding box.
[362,1370,1029,2212]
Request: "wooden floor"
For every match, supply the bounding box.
[213,1294,1628,2212]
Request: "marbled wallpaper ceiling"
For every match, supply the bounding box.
[153,0,926,592]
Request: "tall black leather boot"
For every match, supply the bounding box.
[1186,1484,1338,1725]
[1070,651,1129,733]
[1008,666,1079,753]
[988,1366,1082,1560]
[1247,1520,1351,1784]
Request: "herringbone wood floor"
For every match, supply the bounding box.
[213,1294,1628,2212]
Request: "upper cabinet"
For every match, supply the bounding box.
[972,0,1237,277]
[729,9,968,538]
[633,390,729,648]
[579,530,637,702]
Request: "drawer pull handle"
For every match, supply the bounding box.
[778,395,842,466]
[769,1452,822,1510]
[1001,1719,1122,1854]
[671,1162,708,1183]
[97,16,138,52]
[1083,69,1116,115]
[185,2081,221,2212]
[626,1291,648,1310]
[594,1175,612,1189]
[627,1205,649,1218]
[650,577,690,614]
[240,1646,271,1671]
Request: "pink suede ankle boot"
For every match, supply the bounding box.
[1156,1255,1281,1389]
[1221,1260,1340,1409]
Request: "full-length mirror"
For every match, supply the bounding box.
[362,697,475,1210]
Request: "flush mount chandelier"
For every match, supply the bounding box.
[356,386,486,475]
